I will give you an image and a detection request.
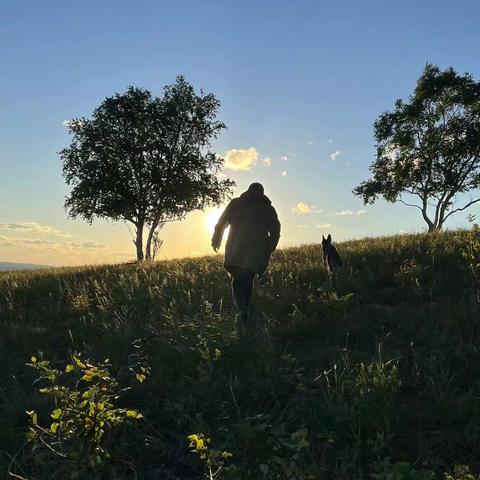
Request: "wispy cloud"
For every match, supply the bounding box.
[68,241,107,250]
[281,155,289,162]
[306,140,315,146]
[281,170,287,177]
[0,222,71,238]
[0,236,60,250]
[0,235,14,247]
[0,234,107,252]
[334,209,366,216]
[316,223,332,229]
[224,147,258,171]
[328,139,333,143]
[292,202,314,215]
[263,157,272,168]
[330,150,341,161]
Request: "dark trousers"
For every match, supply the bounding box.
[228,267,256,314]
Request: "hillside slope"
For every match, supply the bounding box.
[0,230,479,479]
[0,261,51,272]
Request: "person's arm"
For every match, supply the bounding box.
[211,200,234,252]
[268,207,281,253]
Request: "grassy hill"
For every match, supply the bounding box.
[1,230,479,479]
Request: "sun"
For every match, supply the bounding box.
[205,207,223,234]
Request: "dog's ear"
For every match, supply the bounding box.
[322,235,325,241]
[327,234,332,242]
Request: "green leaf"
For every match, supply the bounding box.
[26,410,38,425]
[51,408,62,419]
[73,355,86,369]
[126,410,143,419]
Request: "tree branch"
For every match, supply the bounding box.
[398,198,423,211]
[443,197,480,222]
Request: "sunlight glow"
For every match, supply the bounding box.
[205,208,223,234]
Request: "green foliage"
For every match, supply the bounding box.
[187,433,233,479]
[25,352,146,476]
[354,64,480,231]
[445,464,477,480]
[463,217,480,303]
[371,458,435,480]
[60,77,235,260]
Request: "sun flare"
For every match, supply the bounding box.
[205,207,223,234]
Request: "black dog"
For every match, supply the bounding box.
[322,234,342,273]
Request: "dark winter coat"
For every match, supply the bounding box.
[212,190,281,275]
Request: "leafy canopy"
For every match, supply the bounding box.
[60,76,234,229]
[354,64,480,231]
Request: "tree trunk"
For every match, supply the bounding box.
[145,225,155,260]
[135,224,144,261]
[145,216,162,260]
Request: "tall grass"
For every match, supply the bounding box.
[0,230,479,479]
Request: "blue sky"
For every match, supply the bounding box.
[1,0,480,265]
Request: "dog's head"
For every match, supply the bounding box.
[322,234,332,248]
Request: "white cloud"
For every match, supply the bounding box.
[224,147,258,171]
[68,241,107,250]
[330,150,341,161]
[0,233,108,254]
[306,141,315,146]
[328,139,333,143]
[292,202,314,215]
[317,223,332,229]
[0,236,60,250]
[0,235,14,247]
[281,170,287,177]
[334,209,366,216]
[263,157,272,168]
[281,155,289,161]
[0,222,71,238]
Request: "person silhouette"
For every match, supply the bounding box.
[211,183,281,333]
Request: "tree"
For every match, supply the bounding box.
[60,77,235,260]
[354,64,480,232]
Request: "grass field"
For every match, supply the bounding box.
[1,230,479,479]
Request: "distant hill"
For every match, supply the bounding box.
[0,261,51,272]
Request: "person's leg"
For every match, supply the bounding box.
[243,270,256,306]
[237,270,256,331]
[231,272,247,313]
